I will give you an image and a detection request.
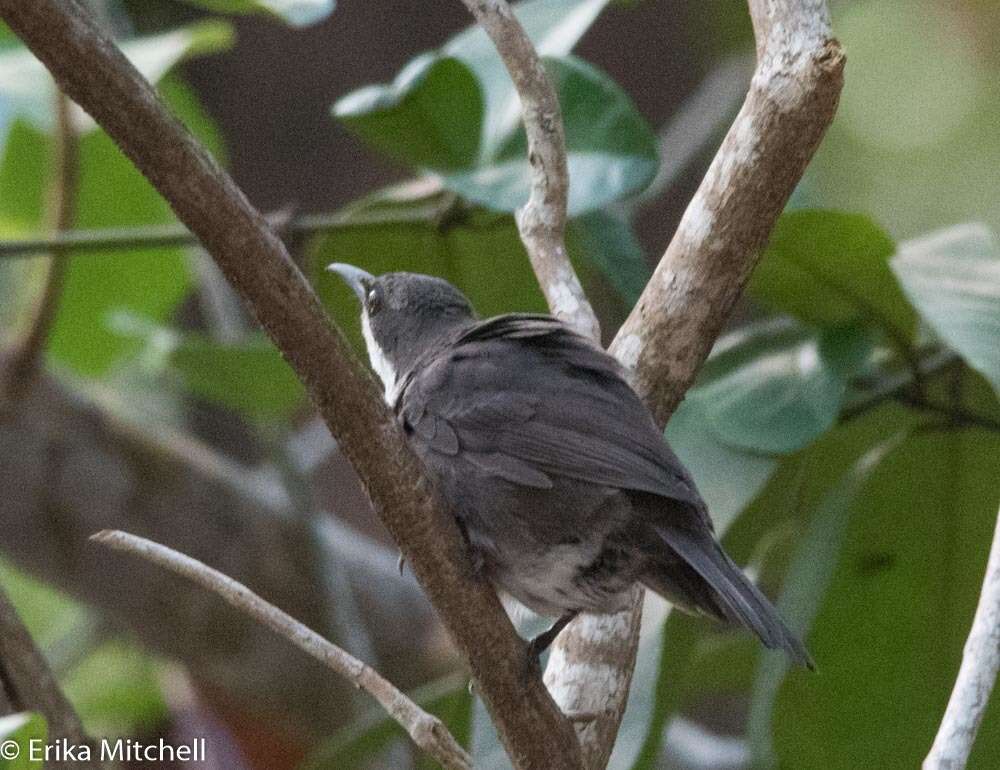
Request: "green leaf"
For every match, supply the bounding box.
[0,21,233,133]
[567,210,649,305]
[0,71,224,376]
[180,0,335,27]
[171,334,306,420]
[891,223,1000,395]
[746,431,910,767]
[0,712,46,770]
[763,405,1000,769]
[750,210,916,340]
[444,0,612,157]
[334,55,483,171]
[694,321,874,455]
[63,641,168,737]
[667,395,778,531]
[440,55,659,215]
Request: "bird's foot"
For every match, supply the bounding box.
[525,611,578,671]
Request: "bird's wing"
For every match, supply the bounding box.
[397,314,704,508]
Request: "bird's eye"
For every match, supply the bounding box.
[366,288,382,314]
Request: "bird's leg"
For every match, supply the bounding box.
[526,611,578,665]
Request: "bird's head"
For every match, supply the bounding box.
[326,264,476,401]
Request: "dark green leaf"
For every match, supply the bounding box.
[750,210,916,339]
[334,55,483,171]
[567,210,649,305]
[180,0,335,27]
[444,0,612,155]
[695,321,874,455]
[48,69,231,375]
[746,431,910,767]
[171,334,306,420]
[440,55,659,215]
[764,407,1000,769]
[0,712,46,770]
[667,394,778,530]
[892,223,1000,395]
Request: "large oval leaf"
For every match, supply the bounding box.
[750,210,915,340]
[333,55,483,171]
[439,55,659,215]
[892,223,1000,395]
[693,322,873,455]
[444,0,612,157]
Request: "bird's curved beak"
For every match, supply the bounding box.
[326,263,374,303]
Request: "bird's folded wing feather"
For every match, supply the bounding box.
[398,315,703,508]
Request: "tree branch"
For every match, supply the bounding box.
[544,2,845,765]
[0,353,448,738]
[0,583,102,769]
[0,202,455,261]
[457,0,600,341]
[0,3,581,768]
[92,530,471,770]
[2,91,78,401]
[924,504,1000,770]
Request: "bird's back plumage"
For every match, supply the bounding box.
[394,313,810,666]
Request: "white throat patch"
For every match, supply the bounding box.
[361,311,400,406]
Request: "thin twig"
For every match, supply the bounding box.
[91,530,471,770]
[839,349,958,422]
[924,505,1000,769]
[3,90,78,400]
[456,0,600,341]
[544,2,845,765]
[0,202,458,261]
[0,584,104,770]
[0,3,581,767]
[0,354,441,736]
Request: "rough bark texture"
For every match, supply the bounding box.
[543,2,845,765]
[0,2,581,767]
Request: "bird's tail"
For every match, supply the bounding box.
[646,522,814,669]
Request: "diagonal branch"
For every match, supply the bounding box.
[2,91,78,401]
[0,352,444,738]
[0,2,580,768]
[0,584,103,769]
[924,504,1000,770]
[457,0,600,341]
[545,2,845,765]
[92,530,471,770]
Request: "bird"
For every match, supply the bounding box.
[328,263,813,668]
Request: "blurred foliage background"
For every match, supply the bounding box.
[1,0,999,768]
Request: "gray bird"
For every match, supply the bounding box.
[329,264,812,668]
